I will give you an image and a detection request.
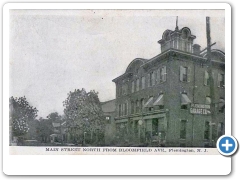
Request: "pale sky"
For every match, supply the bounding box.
[9,10,225,118]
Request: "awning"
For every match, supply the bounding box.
[153,94,164,106]
[206,97,211,105]
[219,99,225,103]
[219,99,225,109]
[181,94,191,105]
[143,97,154,108]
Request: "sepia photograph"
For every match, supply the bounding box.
[9,9,225,149]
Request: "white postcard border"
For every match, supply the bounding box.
[3,3,231,175]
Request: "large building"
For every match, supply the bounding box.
[112,22,225,147]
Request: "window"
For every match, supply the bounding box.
[121,104,125,116]
[218,122,224,137]
[180,66,190,82]
[131,101,134,114]
[160,66,167,82]
[118,85,122,97]
[118,104,121,117]
[122,85,125,95]
[136,100,140,113]
[152,72,155,86]
[122,84,128,95]
[131,81,135,93]
[219,98,225,113]
[125,102,128,115]
[218,73,224,88]
[206,96,211,105]
[140,98,145,111]
[141,76,145,90]
[180,120,187,139]
[148,72,155,87]
[136,79,140,91]
[204,121,210,140]
[106,116,111,124]
[204,71,210,86]
[154,71,158,84]
[157,69,160,84]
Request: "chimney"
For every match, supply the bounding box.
[192,44,201,55]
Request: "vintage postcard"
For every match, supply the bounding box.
[3,3,233,175]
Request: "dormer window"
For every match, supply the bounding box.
[182,29,189,39]
[164,31,171,41]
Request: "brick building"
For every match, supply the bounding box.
[112,23,225,147]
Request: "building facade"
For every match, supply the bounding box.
[101,99,116,145]
[112,24,225,147]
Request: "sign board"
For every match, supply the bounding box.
[190,104,211,115]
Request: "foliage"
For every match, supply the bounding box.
[63,89,105,144]
[9,96,38,137]
[37,118,53,143]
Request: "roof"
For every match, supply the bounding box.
[101,99,116,113]
[52,121,66,128]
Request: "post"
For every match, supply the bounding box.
[192,59,196,147]
[206,17,215,147]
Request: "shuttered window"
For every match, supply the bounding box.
[180,66,190,82]
[204,71,209,86]
[141,76,145,90]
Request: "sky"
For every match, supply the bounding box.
[9,9,225,118]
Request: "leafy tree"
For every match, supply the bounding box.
[9,96,38,137]
[37,117,53,143]
[63,89,105,145]
[47,112,62,122]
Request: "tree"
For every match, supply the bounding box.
[63,89,105,145]
[47,112,62,122]
[37,118,53,143]
[9,96,38,138]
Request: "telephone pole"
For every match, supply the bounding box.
[206,17,216,147]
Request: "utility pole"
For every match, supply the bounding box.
[206,17,216,147]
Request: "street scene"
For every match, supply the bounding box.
[9,10,225,147]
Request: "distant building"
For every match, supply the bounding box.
[50,121,67,144]
[101,99,116,145]
[112,22,225,147]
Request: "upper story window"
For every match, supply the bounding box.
[136,100,140,113]
[160,66,167,82]
[218,73,224,88]
[131,81,135,93]
[122,84,128,95]
[131,101,134,114]
[136,79,140,92]
[204,71,210,86]
[118,104,121,117]
[141,76,145,90]
[180,66,190,82]
[140,98,145,111]
[148,72,155,87]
